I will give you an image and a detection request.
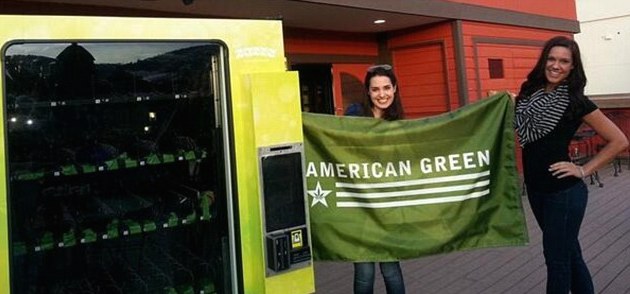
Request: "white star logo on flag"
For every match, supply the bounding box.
[307,181,332,207]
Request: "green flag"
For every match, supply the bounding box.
[303,93,528,262]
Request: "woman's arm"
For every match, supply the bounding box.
[581,109,629,176]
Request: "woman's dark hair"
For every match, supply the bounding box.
[517,36,587,100]
[363,64,404,120]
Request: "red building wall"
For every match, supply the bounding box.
[284,29,378,115]
[460,22,571,102]
[284,29,377,56]
[387,23,458,118]
[445,0,577,20]
[383,21,570,116]
[284,22,574,120]
[332,64,372,115]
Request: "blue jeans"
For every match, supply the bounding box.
[527,181,594,294]
[353,262,405,294]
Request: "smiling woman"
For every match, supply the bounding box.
[514,35,629,294]
[344,64,404,122]
[544,46,574,91]
[343,63,407,294]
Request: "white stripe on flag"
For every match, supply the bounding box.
[335,170,490,189]
[337,189,490,208]
[337,180,490,199]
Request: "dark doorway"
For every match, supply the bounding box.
[291,64,334,114]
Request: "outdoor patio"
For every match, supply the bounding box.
[313,162,630,293]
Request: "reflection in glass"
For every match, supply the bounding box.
[4,42,229,293]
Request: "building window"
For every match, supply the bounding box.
[488,59,504,79]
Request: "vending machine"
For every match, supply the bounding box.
[0,15,314,293]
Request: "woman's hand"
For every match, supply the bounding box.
[487,90,516,102]
[581,110,629,175]
[549,161,584,179]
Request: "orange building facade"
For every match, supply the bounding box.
[282,0,579,118]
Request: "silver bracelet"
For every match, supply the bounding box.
[578,166,586,178]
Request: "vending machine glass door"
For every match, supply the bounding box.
[4,41,231,293]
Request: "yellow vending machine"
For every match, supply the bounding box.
[0,15,314,293]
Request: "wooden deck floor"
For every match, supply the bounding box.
[313,163,630,294]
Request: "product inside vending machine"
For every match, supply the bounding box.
[4,40,231,293]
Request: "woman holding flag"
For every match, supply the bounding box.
[345,64,405,294]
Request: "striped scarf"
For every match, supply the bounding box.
[514,84,570,146]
